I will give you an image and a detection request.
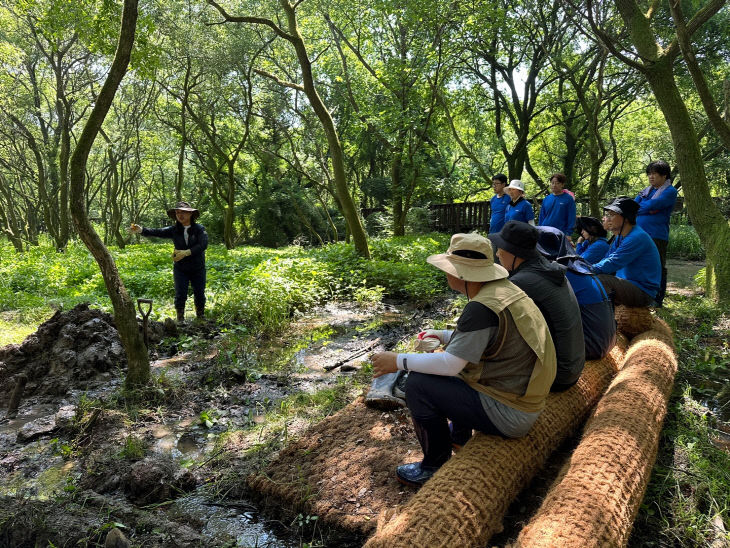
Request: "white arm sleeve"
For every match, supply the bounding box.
[396,351,467,376]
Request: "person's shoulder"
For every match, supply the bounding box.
[457,301,499,332]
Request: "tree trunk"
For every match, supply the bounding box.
[69,0,150,386]
[281,0,370,258]
[645,57,730,301]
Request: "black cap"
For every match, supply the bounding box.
[536,226,576,261]
[575,216,607,238]
[488,221,540,260]
[603,197,639,224]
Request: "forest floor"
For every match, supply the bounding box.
[0,258,728,547]
[0,295,456,547]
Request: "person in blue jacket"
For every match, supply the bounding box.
[489,173,512,234]
[592,197,661,308]
[635,160,677,307]
[536,226,616,360]
[131,201,209,322]
[538,172,576,236]
[504,179,535,225]
[575,216,610,264]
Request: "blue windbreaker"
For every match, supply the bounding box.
[538,192,576,235]
[635,184,678,241]
[592,225,661,299]
[576,238,609,264]
[489,193,512,234]
[505,197,534,224]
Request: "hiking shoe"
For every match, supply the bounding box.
[395,462,439,487]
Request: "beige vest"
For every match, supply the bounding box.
[455,279,557,413]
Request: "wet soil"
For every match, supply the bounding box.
[0,298,456,547]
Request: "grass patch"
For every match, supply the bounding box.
[0,234,449,339]
[667,225,705,260]
[630,294,730,546]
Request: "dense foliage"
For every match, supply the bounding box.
[0,233,449,333]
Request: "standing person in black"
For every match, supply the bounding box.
[131,202,209,322]
[489,221,585,391]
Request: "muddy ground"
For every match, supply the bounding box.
[0,298,458,547]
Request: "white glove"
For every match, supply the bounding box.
[129,223,143,234]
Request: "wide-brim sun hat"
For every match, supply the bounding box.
[427,233,509,282]
[488,221,541,260]
[603,196,638,224]
[576,216,608,238]
[167,201,200,221]
[506,179,525,192]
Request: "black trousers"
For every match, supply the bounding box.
[405,372,503,468]
[653,238,668,306]
[174,266,206,311]
[597,274,654,308]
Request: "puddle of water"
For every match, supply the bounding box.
[168,494,296,547]
[0,404,58,436]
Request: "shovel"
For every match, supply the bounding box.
[137,298,153,347]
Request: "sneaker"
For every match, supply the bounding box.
[395,462,439,487]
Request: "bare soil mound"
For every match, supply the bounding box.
[0,304,128,404]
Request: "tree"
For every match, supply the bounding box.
[580,0,730,301]
[207,0,370,258]
[69,0,150,386]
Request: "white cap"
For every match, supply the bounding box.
[506,179,525,192]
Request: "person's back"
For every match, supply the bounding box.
[509,255,585,390]
[535,225,615,361]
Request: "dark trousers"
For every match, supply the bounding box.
[597,274,654,308]
[653,238,668,306]
[174,267,206,311]
[405,372,503,468]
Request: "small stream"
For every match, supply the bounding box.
[0,300,419,546]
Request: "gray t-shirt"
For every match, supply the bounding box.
[447,327,540,438]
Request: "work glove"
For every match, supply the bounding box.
[129,223,143,234]
[414,329,446,352]
[172,249,191,262]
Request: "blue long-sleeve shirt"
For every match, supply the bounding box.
[635,184,678,241]
[489,193,512,234]
[538,192,576,235]
[576,238,609,264]
[505,197,534,224]
[592,225,661,299]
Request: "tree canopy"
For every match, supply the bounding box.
[1,0,729,297]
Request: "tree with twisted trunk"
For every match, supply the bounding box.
[69,0,150,386]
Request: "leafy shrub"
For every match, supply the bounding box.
[668,225,705,260]
[0,233,450,333]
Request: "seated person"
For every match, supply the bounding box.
[575,216,610,264]
[536,226,616,360]
[371,233,556,487]
[489,221,585,391]
[592,197,661,308]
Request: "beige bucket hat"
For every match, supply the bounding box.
[427,233,508,282]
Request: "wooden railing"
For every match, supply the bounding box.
[361,196,729,234]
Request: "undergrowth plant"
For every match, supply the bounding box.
[0,234,449,340]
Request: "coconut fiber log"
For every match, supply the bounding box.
[363,338,628,548]
[514,317,677,548]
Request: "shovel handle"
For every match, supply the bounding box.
[137,298,153,319]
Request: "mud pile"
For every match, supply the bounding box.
[0,304,132,404]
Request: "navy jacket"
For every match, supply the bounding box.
[142,222,208,273]
[509,255,585,388]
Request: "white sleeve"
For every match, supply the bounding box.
[396,351,468,376]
